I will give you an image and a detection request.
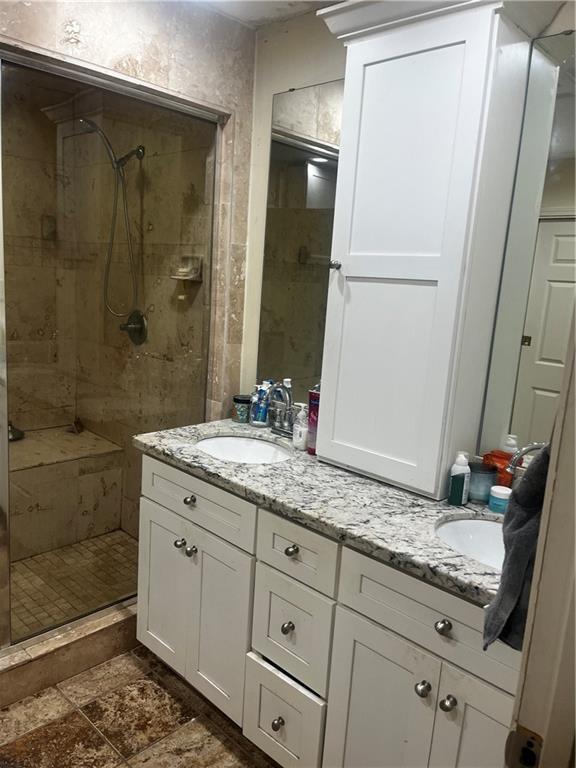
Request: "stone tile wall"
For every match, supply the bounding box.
[0,3,255,544]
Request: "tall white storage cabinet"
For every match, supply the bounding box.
[317,3,530,497]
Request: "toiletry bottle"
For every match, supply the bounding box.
[252,381,271,427]
[501,434,518,454]
[292,404,308,451]
[249,385,260,426]
[448,451,470,505]
[307,384,320,455]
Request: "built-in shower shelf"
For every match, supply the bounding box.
[9,426,122,472]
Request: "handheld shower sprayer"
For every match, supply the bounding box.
[77,116,147,343]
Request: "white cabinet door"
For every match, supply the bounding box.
[429,663,513,768]
[137,498,192,676]
[317,8,511,496]
[323,607,441,768]
[185,521,254,725]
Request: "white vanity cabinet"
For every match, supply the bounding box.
[324,607,513,768]
[322,548,518,768]
[317,3,530,497]
[137,458,255,725]
[137,457,519,768]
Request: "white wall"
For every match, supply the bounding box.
[240,11,345,391]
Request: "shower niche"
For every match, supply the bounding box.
[1,62,216,642]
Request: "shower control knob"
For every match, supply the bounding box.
[183,495,197,506]
[434,618,453,637]
[174,538,186,549]
[271,716,285,732]
[439,695,458,712]
[281,621,295,635]
[284,544,300,558]
[414,680,432,698]
[185,545,198,557]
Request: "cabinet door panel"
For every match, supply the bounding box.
[186,523,254,725]
[323,607,440,768]
[429,663,513,768]
[317,9,495,495]
[137,498,191,676]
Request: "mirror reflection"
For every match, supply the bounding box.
[257,80,343,402]
[482,30,575,452]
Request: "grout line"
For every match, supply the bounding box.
[76,707,128,763]
[57,651,152,708]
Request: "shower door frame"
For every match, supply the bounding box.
[0,40,230,650]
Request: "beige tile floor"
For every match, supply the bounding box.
[0,647,279,768]
[11,530,138,642]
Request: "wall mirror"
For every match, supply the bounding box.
[256,79,343,402]
[481,29,575,453]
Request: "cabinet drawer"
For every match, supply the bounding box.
[142,455,256,552]
[252,562,334,697]
[339,547,520,693]
[257,509,339,596]
[243,652,326,768]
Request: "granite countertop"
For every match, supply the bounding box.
[134,420,503,606]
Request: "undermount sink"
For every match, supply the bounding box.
[436,518,504,571]
[195,435,291,464]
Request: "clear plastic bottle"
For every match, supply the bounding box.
[292,404,308,451]
[501,434,518,454]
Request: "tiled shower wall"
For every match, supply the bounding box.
[3,65,217,539]
[0,0,255,413]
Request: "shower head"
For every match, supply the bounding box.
[77,117,145,170]
[77,116,118,169]
[78,116,99,133]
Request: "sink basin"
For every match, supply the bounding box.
[195,436,291,464]
[436,518,504,571]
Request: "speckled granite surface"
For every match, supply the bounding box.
[134,421,502,606]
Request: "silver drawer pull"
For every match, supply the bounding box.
[281,621,295,635]
[414,680,432,698]
[174,538,186,549]
[183,495,196,506]
[434,618,453,636]
[439,694,458,712]
[284,544,300,558]
[271,716,285,732]
[185,545,198,557]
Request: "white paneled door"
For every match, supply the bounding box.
[428,663,513,768]
[186,522,254,725]
[137,498,191,676]
[323,607,441,768]
[512,219,576,445]
[317,8,501,495]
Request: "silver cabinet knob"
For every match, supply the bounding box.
[284,544,300,558]
[439,695,458,712]
[281,621,295,635]
[183,495,196,506]
[185,545,198,557]
[271,716,285,732]
[329,260,342,270]
[414,680,432,698]
[434,618,453,636]
[174,538,186,549]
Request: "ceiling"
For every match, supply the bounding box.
[203,1,332,28]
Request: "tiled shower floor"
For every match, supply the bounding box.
[11,530,138,642]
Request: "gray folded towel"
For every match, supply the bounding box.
[483,445,550,651]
